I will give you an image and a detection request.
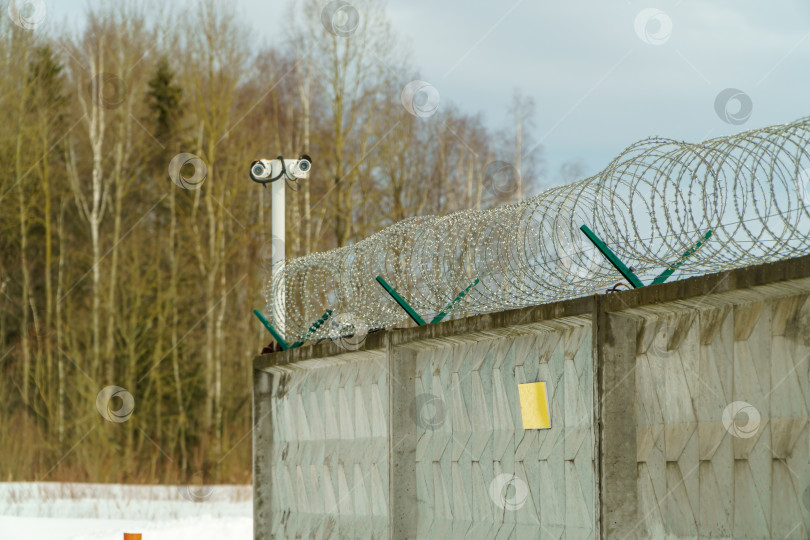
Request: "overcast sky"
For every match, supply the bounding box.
[44,0,810,185]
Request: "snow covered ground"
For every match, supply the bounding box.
[0,482,252,540]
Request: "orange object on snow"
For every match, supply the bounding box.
[124,534,142,540]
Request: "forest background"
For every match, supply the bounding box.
[0,0,554,484]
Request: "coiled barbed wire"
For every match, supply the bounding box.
[266,116,810,343]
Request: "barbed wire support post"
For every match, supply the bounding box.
[430,278,480,324]
[650,230,713,285]
[254,309,334,350]
[579,224,645,288]
[253,309,291,350]
[289,310,333,348]
[376,276,428,326]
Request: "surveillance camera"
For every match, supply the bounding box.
[250,155,313,187]
[251,161,268,179]
[297,155,312,173]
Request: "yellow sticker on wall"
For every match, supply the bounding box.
[518,382,551,430]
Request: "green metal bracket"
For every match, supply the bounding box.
[376,276,427,325]
[431,278,480,324]
[254,308,333,351]
[579,225,645,288]
[253,309,291,350]
[650,230,712,285]
[290,310,333,348]
[579,225,713,288]
[376,275,479,326]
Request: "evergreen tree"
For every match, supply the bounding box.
[147,56,183,142]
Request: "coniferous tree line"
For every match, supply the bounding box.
[0,0,547,483]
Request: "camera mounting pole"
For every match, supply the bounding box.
[249,155,313,346]
[272,179,286,338]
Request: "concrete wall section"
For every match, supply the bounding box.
[254,318,599,539]
[254,254,810,539]
[624,280,810,539]
[397,319,597,539]
[254,350,390,539]
[597,309,640,539]
[388,341,417,540]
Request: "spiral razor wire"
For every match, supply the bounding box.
[266,116,810,342]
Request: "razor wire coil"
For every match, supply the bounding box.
[265,116,810,343]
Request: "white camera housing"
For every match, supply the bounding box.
[250,155,312,185]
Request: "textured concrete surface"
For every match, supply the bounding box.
[626,281,810,538]
[253,350,390,538]
[399,319,596,539]
[254,254,810,539]
[598,310,639,539]
[389,343,417,540]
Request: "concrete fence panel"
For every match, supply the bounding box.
[254,255,810,539]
